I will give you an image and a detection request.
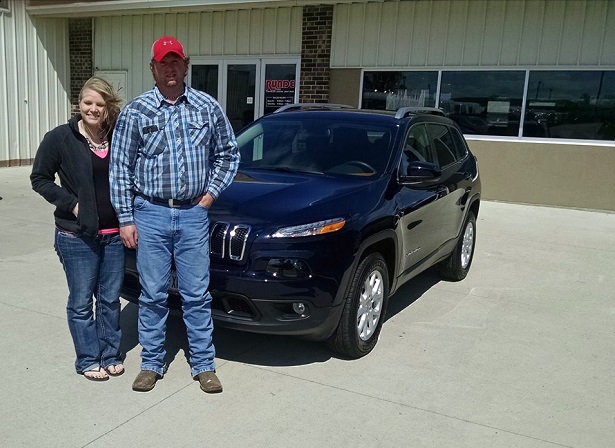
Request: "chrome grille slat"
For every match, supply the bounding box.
[210,222,251,261]
[229,225,251,261]
[210,222,229,258]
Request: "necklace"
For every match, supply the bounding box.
[85,137,109,152]
[80,121,108,152]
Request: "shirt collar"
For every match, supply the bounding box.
[153,84,190,107]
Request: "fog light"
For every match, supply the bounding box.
[266,258,311,278]
[292,302,306,315]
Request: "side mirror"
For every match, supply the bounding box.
[399,161,441,187]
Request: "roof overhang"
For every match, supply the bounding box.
[26,0,377,17]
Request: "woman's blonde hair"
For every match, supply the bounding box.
[78,76,123,136]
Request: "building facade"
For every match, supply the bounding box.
[2,0,615,210]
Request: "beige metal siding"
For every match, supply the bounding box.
[332,0,615,68]
[93,7,302,101]
[0,1,69,165]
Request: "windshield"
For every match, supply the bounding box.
[237,117,394,176]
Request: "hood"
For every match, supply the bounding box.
[210,169,376,229]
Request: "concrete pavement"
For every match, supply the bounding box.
[1,165,614,448]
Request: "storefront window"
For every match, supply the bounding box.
[362,71,437,110]
[362,69,615,141]
[439,71,525,136]
[525,71,615,140]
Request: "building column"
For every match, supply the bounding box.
[300,5,333,103]
[68,18,93,113]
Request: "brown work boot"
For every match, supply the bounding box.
[132,370,161,392]
[195,371,223,393]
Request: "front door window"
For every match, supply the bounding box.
[191,65,219,100]
[226,64,256,132]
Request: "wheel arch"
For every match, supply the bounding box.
[335,229,398,306]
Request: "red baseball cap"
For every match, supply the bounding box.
[151,36,185,62]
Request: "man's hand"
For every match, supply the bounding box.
[194,192,215,209]
[72,203,79,217]
[120,224,138,249]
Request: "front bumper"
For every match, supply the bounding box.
[121,267,346,341]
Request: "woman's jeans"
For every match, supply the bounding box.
[54,229,124,374]
[133,195,216,377]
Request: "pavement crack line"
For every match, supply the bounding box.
[80,382,194,448]
[252,365,577,448]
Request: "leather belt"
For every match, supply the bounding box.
[136,193,194,208]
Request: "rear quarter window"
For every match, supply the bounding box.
[426,123,459,168]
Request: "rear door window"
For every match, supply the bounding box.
[426,123,458,168]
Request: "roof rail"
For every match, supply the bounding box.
[395,107,445,119]
[274,103,354,113]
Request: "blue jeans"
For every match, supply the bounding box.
[133,196,215,377]
[54,229,124,374]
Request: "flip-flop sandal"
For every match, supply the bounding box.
[84,367,109,382]
[105,364,125,377]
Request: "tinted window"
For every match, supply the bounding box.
[449,127,469,160]
[426,124,458,168]
[401,124,434,173]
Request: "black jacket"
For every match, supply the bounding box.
[31,115,108,238]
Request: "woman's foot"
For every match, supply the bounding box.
[105,364,125,376]
[83,367,109,381]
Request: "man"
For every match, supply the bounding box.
[110,36,239,393]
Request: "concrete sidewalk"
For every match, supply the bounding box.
[1,165,614,448]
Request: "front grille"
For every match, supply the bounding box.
[210,222,229,257]
[229,225,250,260]
[210,222,251,261]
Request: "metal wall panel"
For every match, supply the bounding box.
[0,0,69,165]
[94,7,301,101]
[331,0,615,69]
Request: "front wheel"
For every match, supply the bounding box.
[439,211,476,281]
[326,253,390,358]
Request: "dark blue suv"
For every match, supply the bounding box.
[121,104,481,358]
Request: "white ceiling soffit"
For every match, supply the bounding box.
[26,0,375,17]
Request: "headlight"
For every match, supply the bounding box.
[271,218,346,238]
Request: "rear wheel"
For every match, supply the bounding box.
[326,253,389,358]
[439,211,476,281]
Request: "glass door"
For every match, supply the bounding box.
[225,64,257,132]
[263,62,299,115]
[189,58,300,131]
[191,64,219,100]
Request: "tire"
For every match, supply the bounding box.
[439,211,476,281]
[326,253,390,358]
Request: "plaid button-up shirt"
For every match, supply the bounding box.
[110,85,239,226]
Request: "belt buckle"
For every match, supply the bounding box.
[168,198,180,208]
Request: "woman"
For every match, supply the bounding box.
[31,77,125,381]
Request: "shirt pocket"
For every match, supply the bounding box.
[188,118,210,148]
[139,116,167,157]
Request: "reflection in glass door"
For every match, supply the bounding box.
[226,64,256,132]
[191,65,219,100]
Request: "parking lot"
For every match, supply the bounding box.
[1,164,614,448]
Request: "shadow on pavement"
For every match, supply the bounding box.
[118,268,443,369]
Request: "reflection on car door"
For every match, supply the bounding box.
[396,124,448,276]
[426,123,470,244]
